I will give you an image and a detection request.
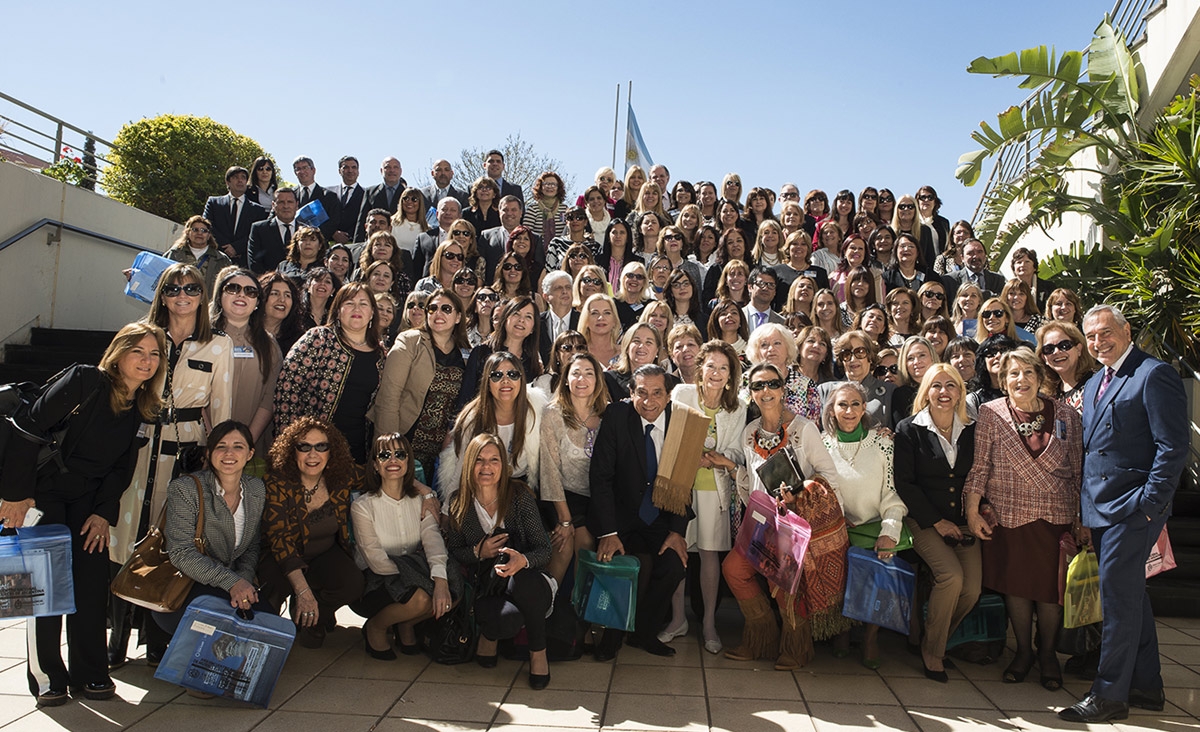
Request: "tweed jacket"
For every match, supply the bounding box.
[163,470,265,591]
[273,325,386,436]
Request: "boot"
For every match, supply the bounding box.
[775,615,814,671]
[723,595,779,661]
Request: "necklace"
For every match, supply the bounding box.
[1012,413,1046,437]
[302,477,323,502]
[836,439,862,463]
[347,336,368,348]
[755,422,784,450]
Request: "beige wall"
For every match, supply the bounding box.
[0,161,181,343]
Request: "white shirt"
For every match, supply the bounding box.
[277,219,294,240]
[640,411,667,466]
[1106,342,1134,376]
[351,491,448,580]
[214,480,247,548]
[548,311,571,341]
[912,408,968,469]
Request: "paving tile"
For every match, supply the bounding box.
[888,677,997,710]
[414,657,522,687]
[531,660,613,692]
[0,626,30,659]
[601,692,708,731]
[1153,628,1199,646]
[1160,663,1200,689]
[705,667,803,700]
[1158,645,1197,665]
[251,710,379,732]
[798,672,900,705]
[1112,716,1200,732]
[613,640,704,668]
[610,663,705,696]
[972,680,1072,714]
[806,702,919,732]
[0,661,32,696]
[124,703,266,732]
[277,676,403,716]
[492,727,602,732]
[494,688,606,728]
[709,697,816,732]
[0,693,38,726]
[1002,711,1115,732]
[1165,687,1200,717]
[372,721,487,732]
[908,708,1025,732]
[322,648,429,681]
[385,681,507,723]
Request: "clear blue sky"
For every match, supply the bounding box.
[3,0,1115,222]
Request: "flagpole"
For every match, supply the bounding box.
[611,83,620,171]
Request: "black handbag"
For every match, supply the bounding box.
[425,585,477,665]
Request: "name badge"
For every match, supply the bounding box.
[137,423,153,439]
[1055,419,1067,440]
[233,345,255,359]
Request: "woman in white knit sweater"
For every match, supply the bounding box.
[820,381,908,669]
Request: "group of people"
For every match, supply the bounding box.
[0,157,1187,723]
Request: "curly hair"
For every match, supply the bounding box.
[267,415,354,490]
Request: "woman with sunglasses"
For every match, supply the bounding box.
[952,283,984,338]
[111,265,234,662]
[1036,321,1096,413]
[444,434,555,689]
[273,282,386,464]
[560,243,596,280]
[163,215,233,296]
[657,226,702,288]
[415,240,468,294]
[891,195,936,268]
[803,189,829,239]
[917,281,950,324]
[546,206,597,273]
[211,268,282,462]
[462,296,543,404]
[399,291,429,332]
[464,177,501,236]
[494,250,535,302]
[1001,278,1043,334]
[875,348,901,385]
[859,187,880,220]
[893,365,980,682]
[596,218,637,287]
[258,271,304,356]
[819,330,901,429]
[572,264,609,312]
[967,334,1020,417]
[278,226,327,285]
[977,297,1034,345]
[466,287,499,347]
[259,416,366,648]
[388,187,428,255]
[249,156,277,209]
[532,329,589,393]
[723,362,840,669]
[351,433,458,660]
[452,268,479,305]
[964,348,1083,691]
[875,189,896,225]
[374,288,469,481]
[915,186,951,258]
[612,261,649,329]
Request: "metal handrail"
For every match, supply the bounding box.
[1151,335,1200,490]
[0,90,117,190]
[970,0,1160,222]
[0,218,153,255]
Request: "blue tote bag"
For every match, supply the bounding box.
[842,545,915,634]
[0,525,75,618]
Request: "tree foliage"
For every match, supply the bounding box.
[104,114,270,223]
[456,132,577,202]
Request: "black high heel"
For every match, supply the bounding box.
[528,672,550,690]
[1003,658,1033,683]
[362,627,396,661]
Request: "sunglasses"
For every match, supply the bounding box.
[662,233,683,242]
[568,251,590,260]
[295,442,330,453]
[476,292,499,302]
[502,262,523,272]
[943,534,977,547]
[566,214,587,221]
[979,348,1007,360]
[405,302,423,311]
[873,364,899,378]
[581,276,603,286]
[558,342,589,352]
[489,369,522,382]
[879,196,895,204]
[376,449,408,461]
[453,275,478,285]
[1041,340,1077,356]
[625,273,646,281]
[860,194,878,201]
[442,250,465,261]
[980,309,1006,320]
[837,346,870,362]
[426,303,456,314]
[189,227,210,235]
[749,378,784,392]
[897,203,916,211]
[222,283,260,298]
[162,283,203,298]
[450,230,472,238]
[917,194,935,202]
[922,291,945,301]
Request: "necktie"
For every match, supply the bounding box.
[757,312,767,328]
[386,186,396,208]
[639,424,660,526]
[341,186,351,205]
[1095,367,1115,402]
[299,187,310,206]
[230,197,240,231]
[283,223,292,247]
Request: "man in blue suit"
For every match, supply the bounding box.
[1059,305,1188,723]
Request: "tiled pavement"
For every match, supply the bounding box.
[0,610,1197,732]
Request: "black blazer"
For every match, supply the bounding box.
[331,183,367,242]
[495,178,524,207]
[202,194,268,264]
[413,228,443,281]
[538,309,580,367]
[588,400,688,539]
[421,184,470,211]
[881,264,938,294]
[295,184,341,240]
[355,179,408,241]
[246,217,292,274]
[892,415,977,530]
[480,226,544,282]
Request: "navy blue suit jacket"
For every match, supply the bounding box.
[246,217,292,275]
[202,194,268,263]
[1081,346,1188,528]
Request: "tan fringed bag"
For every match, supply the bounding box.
[110,475,206,613]
[651,402,711,516]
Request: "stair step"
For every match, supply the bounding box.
[1148,579,1200,618]
[3,344,105,367]
[1166,517,1200,548]
[29,327,117,350]
[0,363,62,385]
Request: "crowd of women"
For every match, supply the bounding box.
[0,165,1101,706]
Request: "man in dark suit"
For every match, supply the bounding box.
[589,365,689,659]
[485,149,524,207]
[742,268,787,332]
[355,156,408,241]
[943,238,1005,299]
[1058,305,1188,723]
[291,156,340,241]
[330,155,367,246]
[479,196,541,282]
[538,271,580,366]
[412,198,462,281]
[246,188,299,274]
[421,159,470,212]
[202,166,268,266]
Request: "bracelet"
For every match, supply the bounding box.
[297,588,312,598]
[423,493,437,501]
[559,521,573,528]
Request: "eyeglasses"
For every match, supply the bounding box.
[625,273,646,281]
[751,279,777,289]
[189,227,210,235]
[502,262,523,272]
[873,364,899,378]
[426,303,456,314]
[295,442,330,453]
[222,283,260,298]
[662,233,683,242]
[980,309,1006,320]
[476,292,499,302]
[748,378,784,392]
[943,534,977,547]
[568,251,590,260]
[897,203,916,211]
[405,302,424,311]
[1041,340,1077,356]
[917,194,935,202]
[837,346,870,362]
[580,276,603,286]
[376,449,408,461]
[559,342,589,352]
[442,250,465,261]
[162,283,203,298]
[489,369,522,382]
[670,280,691,289]
[451,230,472,238]
[921,291,945,301]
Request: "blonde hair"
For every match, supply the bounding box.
[912,364,969,423]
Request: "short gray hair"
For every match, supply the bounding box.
[541,270,572,294]
[821,380,874,435]
[1083,304,1128,328]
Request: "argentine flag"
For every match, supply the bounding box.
[625,103,653,172]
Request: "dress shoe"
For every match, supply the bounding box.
[398,642,422,656]
[1058,694,1129,722]
[1128,687,1166,711]
[923,661,949,684]
[704,638,723,655]
[476,654,498,669]
[71,681,116,701]
[36,688,69,707]
[528,672,551,690]
[627,634,676,657]
[656,619,688,644]
[145,647,163,668]
[593,629,623,662]
[107,651,127,670]
[362,627,397,661]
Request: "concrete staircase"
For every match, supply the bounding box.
[0,326,116,385]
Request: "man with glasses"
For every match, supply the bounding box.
[742,268,786,332]
[203,166,268,266]
[944,239,1004,300]
[247,188,300,274]
[413,198,463,280]
[538,271,581,366]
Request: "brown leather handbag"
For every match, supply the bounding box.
[110,475,206,613]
